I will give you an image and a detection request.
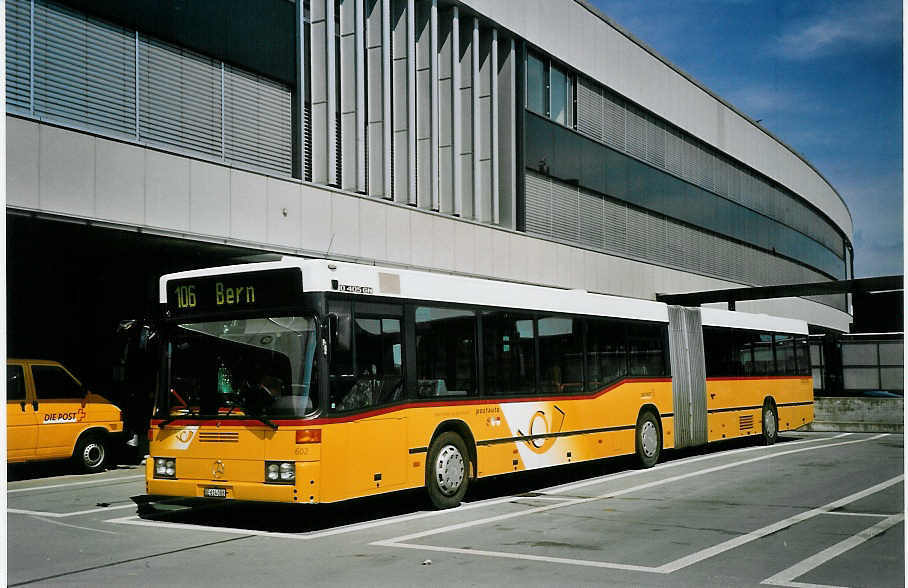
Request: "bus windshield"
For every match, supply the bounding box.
[163,316,319,419]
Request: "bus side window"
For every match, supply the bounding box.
[414,306,476,398]
[328,301,355,411]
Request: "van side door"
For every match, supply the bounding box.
[32,362,87,459]
[7,363,37,460]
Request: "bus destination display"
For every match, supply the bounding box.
[166,268,303,317]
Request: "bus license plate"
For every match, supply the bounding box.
[204,487,227,498]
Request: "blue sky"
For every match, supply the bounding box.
[589,0,903,278]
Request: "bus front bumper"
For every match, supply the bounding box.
[145,461,320,504]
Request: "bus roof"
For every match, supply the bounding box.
[159,257,808,334]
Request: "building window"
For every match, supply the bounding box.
[550,64,570,126]
[526,52,546,116]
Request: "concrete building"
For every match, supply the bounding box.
[5,0,853,388]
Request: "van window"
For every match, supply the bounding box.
[8,365,26,401]
[33,365,83,399]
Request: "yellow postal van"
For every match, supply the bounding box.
[7,359,124,472]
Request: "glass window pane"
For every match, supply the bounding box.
[751,333,775,375]
[550,65,568,125]
[7,365,26,401]
[33,365,83,399]
[415,307,477,397]
[586,319,626,391]
[526,53,545,115]
[333,312,404,411]
[774,334,797,376]
[627,323,666,376]
[483,311,536,396]
[538,316,583,395]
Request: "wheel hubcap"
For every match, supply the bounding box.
[764,410,776,437]
[434,444,465,496]
[641,421,657,457]
[83,443,104,468]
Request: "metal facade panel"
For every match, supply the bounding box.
[34,1,136,136]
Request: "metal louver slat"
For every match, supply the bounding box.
[6,0,31,109]
[625,205,648,256]
[645,115,665,168]
[224,65,292,175]
[524,171,553,237]
[603,89,625,152]
[578,189,604,249]
[33,0,135,135]
[550,180,580,243]
[625,105,646,160]
[602,196,627,254]
[576,77,603,142]
[646,211,667,264]
[139,37,221,157]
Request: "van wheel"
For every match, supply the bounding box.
[635,411,661,468]
[74,434,108,473]
[762,403,778,446]
[426,432,469,509]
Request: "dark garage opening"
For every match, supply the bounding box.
[7,214,272,403]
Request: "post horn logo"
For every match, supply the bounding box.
[176,429,194,443]
[211,459,225,479]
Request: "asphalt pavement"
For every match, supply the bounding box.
[6,432,903,587]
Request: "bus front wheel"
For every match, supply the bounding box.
[762,402,778,446]
[426,432,469,509]
[635,412,661,468]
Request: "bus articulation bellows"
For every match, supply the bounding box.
[147,258,813,508]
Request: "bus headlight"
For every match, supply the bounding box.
[154,457,176,478]
[265,461,295,484]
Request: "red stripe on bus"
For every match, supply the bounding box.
[150,377,672,428]
[705,376,811,382]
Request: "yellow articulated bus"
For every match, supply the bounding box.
[147,258,812,509]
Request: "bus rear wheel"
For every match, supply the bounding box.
[74,434,109,474]
[762,402,778,446]
[635,412,661,468]
[426,432,469,509]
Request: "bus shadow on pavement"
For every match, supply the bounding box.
[131,434,797,533]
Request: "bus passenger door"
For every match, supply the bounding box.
[335,303,409,493]
[7,363,37,460]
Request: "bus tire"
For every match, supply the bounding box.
[426,431,469,509]
[635,411,661,468]
[762,402,778,446]
[74,433,109,474]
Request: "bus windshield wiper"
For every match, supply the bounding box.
[248,414,278,430]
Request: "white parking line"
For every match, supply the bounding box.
[821,511,891,518]
[546,433,851,496]
[761,512,904,588]
[375,434,887,547]
[8,503,137,518]
[101,433,861,542]
[372,435,896,575]
[7,474,144,494]
[34,516,122,536]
